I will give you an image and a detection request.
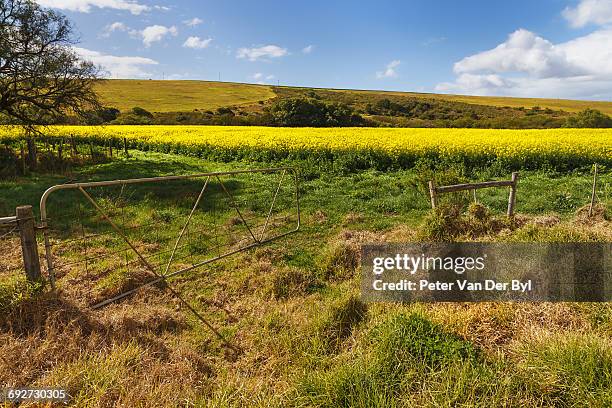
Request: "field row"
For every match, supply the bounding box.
[1,126,611,171]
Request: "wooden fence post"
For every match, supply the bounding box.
[16,205,41,282]
[428,180,437,209]
[124,137,129,157]
[507,172,519,217]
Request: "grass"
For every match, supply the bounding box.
[0,150,611,406]
[94,79,276,112]
[94,79,612,115]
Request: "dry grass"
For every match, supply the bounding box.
[423,302,593,355]
[574,202,609,225]
[0,236,25,275]
[0,207,610,406]
[94,80,275,112]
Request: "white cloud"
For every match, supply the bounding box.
[302,45,314,54]
[436,74,512,94]
[184,17,203,27]
[237,45,288,61]
[251,73,275,84]
[73,47,158,78]
[101,21,128,37]
[139,25,178,47]
[36,0,149,15]
[563,0,612,28]
[453,29,586,78]
[436,28,612,99]
[183,36,212,49]
[376,60,400,79]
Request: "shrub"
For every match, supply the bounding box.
[131,107,154,118]
[564,109,612,128]
[216,106,234,116]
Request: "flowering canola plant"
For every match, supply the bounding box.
[0,126,610,169]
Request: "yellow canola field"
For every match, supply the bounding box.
[1,126,610,167]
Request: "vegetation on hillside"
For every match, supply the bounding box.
[10,79,611,129]
[93,79,612,115]
[564,108,612,128]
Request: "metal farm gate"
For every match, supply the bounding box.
[3,167,300,349]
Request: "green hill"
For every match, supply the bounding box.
[95,79,612,115]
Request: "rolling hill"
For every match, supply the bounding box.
[95,79,612,115]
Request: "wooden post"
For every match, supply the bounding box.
[428,180,437,209]
[109,140,113,159]
[90,141,94,160]
[589,164,598,217]
[124,137,129,157]
[507,172,519,217]
[16,205,41,282]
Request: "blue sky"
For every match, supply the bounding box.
[36,0,612,100]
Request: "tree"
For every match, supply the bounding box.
[564,109,612,128]
[270,97,363,127]
[97,106,120,123]
[0,0,101,166]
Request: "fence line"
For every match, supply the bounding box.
[429,172,519,216]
